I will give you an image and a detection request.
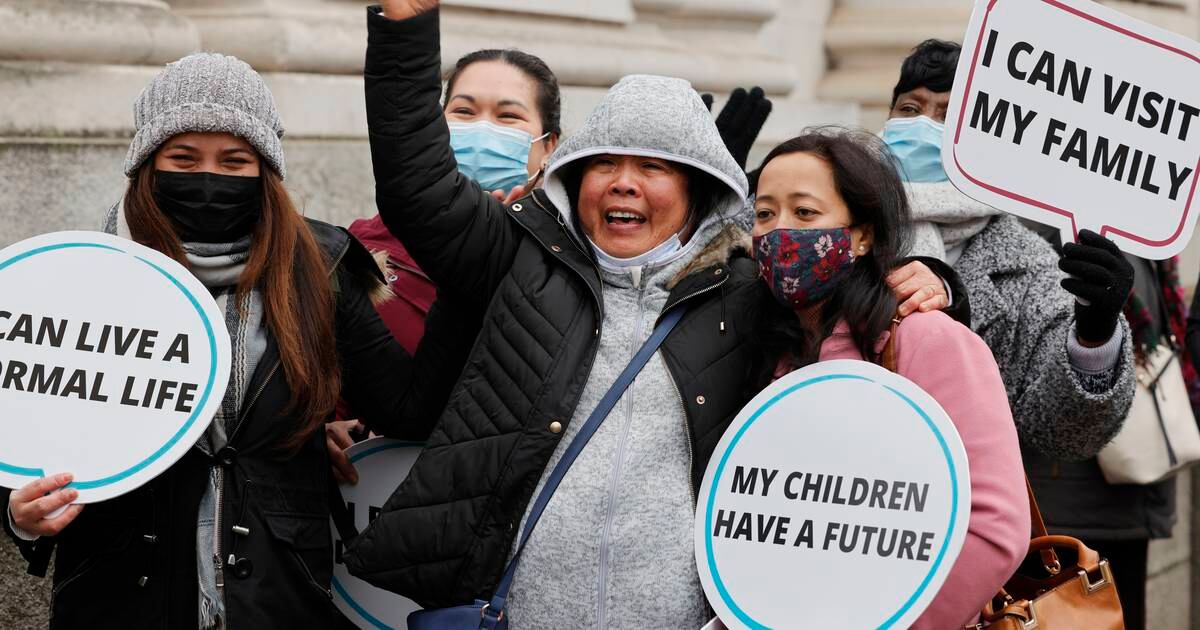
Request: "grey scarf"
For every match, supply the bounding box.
[103,203,267,629]
[905,181,1002,261]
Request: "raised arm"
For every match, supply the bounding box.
[331,248,477,441]
[365,2,520,303]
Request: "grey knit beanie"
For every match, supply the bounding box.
[124,53,286,179]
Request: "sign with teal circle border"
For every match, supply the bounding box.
[0,231,230,503]
[694,360,971,629]
[331,438,425,629]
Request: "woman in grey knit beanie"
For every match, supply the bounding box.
[3,52,453,630]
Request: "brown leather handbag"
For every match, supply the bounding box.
[967,479,1124,628]
[880,315,1124,629]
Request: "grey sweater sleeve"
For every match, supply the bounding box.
[1005,282,1135,462]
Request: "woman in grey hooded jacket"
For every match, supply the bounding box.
[342,2,954,626]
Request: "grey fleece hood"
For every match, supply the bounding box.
[543,74,749,247]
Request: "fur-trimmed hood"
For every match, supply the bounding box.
[669,222,754,288]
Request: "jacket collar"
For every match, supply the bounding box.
[954,215,1034,332]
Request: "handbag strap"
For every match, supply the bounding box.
[1025,459,1064,575]
[479,305,689,627]
[881,315,902,373]
[1026,477,1048,539]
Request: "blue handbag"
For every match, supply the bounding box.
[407,306,688,630]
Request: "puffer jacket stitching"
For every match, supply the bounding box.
[451,294,601,596]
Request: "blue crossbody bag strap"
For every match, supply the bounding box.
[478,305,688,628]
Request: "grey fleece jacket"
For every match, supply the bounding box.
[505,74,749,629]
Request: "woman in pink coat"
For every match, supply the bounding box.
[750,128,1030,629]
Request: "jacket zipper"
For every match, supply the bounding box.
[213,240,349,596]
[50,555,100,607]
[596,277,649,628]
[661,276,728,505]
[667,374,694,501]
[662,274,728,316]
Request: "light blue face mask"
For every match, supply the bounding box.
[882,115,948,183]
[448,121,547,193]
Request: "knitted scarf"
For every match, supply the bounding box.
[103,203,266,629]
[904,181,1002,261]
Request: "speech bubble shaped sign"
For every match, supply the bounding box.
[943,0,1200,259]
[695,360,971,629]
[332,438,424,629]
[0,231,230,503]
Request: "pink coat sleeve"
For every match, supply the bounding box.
[896,312,1030,630]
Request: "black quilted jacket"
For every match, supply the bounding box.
[343,7,768,608]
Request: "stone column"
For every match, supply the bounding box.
[818,0,968,130]
[0,0,200,244]
[634,0,857,166]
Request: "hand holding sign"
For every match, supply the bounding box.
[944,0,1200,259]
[8,473,83,537]
[332,438,424,629]
[1060,229,1135,344]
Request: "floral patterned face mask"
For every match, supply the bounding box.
[753,227,857,309]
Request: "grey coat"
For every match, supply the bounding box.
[955,216,1139,537]
[958,215,1134,461]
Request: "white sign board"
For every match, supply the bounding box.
[943,0,1200,259]
[0,231,230,503]
[333,438,424,629]
[695,360,971,629]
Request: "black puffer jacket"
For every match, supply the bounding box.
[3,220,460,630]
[343,7,769,608]
[343,7,969,610]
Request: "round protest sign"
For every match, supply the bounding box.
[332,438,424,629]
[0,231,230,503]
[695,360,971,629]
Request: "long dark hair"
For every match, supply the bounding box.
[749,127,912,381]
[444,49,562,141]
[124,162,341,451]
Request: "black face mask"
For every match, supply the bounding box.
[153,171,263,243]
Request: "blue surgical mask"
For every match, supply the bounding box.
[448,121,546,193]
[882,116,948,183]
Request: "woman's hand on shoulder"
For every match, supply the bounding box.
[887,261,949,316]
[490,184,527,206]
[380,0,439,20]
[9,473,83,537]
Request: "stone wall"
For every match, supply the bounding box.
[0,0,855,249]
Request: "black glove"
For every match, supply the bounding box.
[1058,229,1134,344]
[700,87,773,170]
